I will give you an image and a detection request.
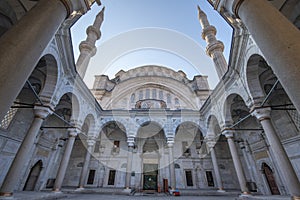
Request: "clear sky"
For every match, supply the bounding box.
[71,0,233,89]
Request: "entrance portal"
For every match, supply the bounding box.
[143,164,158,190]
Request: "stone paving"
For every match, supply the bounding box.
[0,190,292,200]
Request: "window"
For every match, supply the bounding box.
[130,93,135,103]
[112,141,120,154]
[87,170,96,184]
[206,171,214,187]
[114,140,120,148]
[145,89,150,99]
[167,94,171,103]
[185,170,193,186]
[287,105,300,130]
[152,89,157,99]
[108,170,116,185]
[0,107,18,129]
[139,90,143,100]
[159,91,163,100]
[175,98,179,105]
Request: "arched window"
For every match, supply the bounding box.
[139,90,143,100]
[159,91,163,100]
[167,93,171,103]
[130,93,135,103]
[175,98,179,105]
[152,89,157,99]
[145,89,150,99]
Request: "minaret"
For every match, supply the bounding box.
[197,5,228,79]
[76,7,105,79]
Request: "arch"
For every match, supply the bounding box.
[174,121,204,158]
[54,91,81,122]
[136,118,165,135]
[38,54,59,104]
[98,118,127,136]
[23,160,43,191]
[245,54,267,104]
[172,118,204,135]
[223,93,250,125]
[81,113,96,136]
[137,121,165,141]
[206,115,222,138]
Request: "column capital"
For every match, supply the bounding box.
[251,107,271,122]
[214,0,245,18]
[222,129,235,139]
[127,136,135,147]
[167,137,174,147]
[68,128,79,137]
[206,139,217,149]
[34,105,53,119]
[59,0,97,17]
[86,139,96,147]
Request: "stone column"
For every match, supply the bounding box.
[0,106,52,197]
[252,107,300,198]
[239,141,257,185]
[207,140,225,192]
[0,0,93,120]
[230,0,300,113]
[125,137,135,189]
[53,129,78,192]
[167,138,176,190]
[223,130,250,195]
[78,139,95,189]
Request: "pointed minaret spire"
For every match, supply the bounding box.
[197,5,228,79]
[76,7,105,79]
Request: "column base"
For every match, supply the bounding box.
[75,187,84,191]
[240,191,251,196]
[123,188,131,195]
[52,188,62,193]
[217,188,226,192]
[0,192,13,199]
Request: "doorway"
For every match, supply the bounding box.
[143,164,158,190]
[262,163,280,195]
[23,160,43,191]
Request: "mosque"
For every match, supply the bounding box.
[0,0,300,199]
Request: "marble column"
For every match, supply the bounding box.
[53,129,78,192]
[0,106,52,197]
[78,139,95,189]
[125,146,134,189]
[223,130,250,195]
[232,0,300,113]
[0,0,69,121]
[167,139,176,190]
[252,107,300,198]
[207,140,225,192]
[125,137,135,189]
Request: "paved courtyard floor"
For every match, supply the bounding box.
[54,193,238,200]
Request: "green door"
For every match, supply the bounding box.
[143,164,158,190]
[143,174,157,190]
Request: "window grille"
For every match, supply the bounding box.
[287,105,300,130]
[0,107,18,129]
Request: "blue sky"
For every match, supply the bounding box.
[71,0,232,89]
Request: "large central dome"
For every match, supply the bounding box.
[91,65,210,110]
